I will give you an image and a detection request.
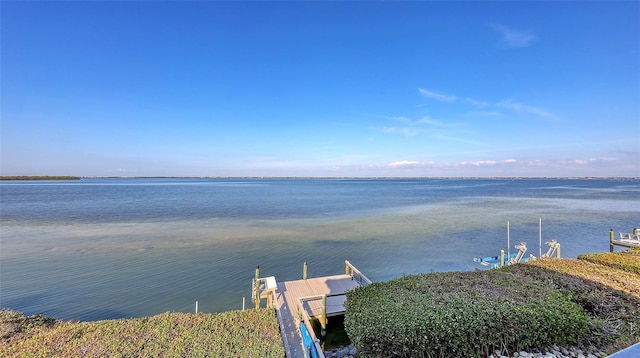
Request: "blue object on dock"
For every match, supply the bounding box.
[300,322,320,358]
[474,253,520,268]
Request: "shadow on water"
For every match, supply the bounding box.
[75,308,131,322]
[2,293,50,314]
[4,293,129,322]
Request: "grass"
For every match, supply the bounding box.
[0,308,284,358]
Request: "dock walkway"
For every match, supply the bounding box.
[253,261,370,358]
[276,274,360,358]
[609,229,639,252]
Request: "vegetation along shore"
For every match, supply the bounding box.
[0,176,80,181]
[1,248,638,357]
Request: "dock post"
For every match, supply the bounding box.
[556,244,561,258]
[303,262,308,280]
[500,250,505,267]
[321,295,327,338]
[345,261,350,276]
[634,228,638,236]
[610,229,615,252]
[254,266,260,309]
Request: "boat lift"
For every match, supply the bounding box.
[474,220,561,269]
[474,240,561,269]
[541,239,561,258]
[474,242,530,269]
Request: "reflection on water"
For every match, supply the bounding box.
[1,179,638,321]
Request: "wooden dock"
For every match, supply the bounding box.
[610,228,639,252]
[255,261,371,358]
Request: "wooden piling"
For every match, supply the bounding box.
[500,250,505,267]
[556,244,561,258]
[303,262,308,280]
[254,266,260,309]
[610,229,615,252]
[321,295,327,337]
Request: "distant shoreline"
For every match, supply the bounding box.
[0,176,80,181]
[41,176,640,179]
[1,176,638,181]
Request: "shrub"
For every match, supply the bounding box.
[344,270,587,358]
[518,258,640,350]
[0,309,284,358]
[524,257,640,298]
[578,248,640,275]
[0,310,58,340]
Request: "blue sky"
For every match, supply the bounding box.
[2,1,639,177]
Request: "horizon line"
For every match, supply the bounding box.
[3,175,637,180]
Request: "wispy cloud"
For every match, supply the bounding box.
[463,98,490,107]
[433,134,483,146]
[560,157,619,165]
[466,110,502,117]
[418,88,457,103]
[382,126,421,136]
[497,99,555,119]
[380,159,520,169]
[379,157,624,172]
[418,88,488,107]
[380,115,468,140]
[414,116,452,127]
[491,24,538,48]
[388,160,421,168]
[418,88,556,120]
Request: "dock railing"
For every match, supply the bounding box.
[294,261,370,358]
[297,296,325,358]
[610,228,640,252]
[251,276,277,308]
[345,260,372,286]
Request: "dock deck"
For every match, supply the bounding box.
[276,274,360,358]
[610,229,640,252]
[254,261,370,358]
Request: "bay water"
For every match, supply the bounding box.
[1,178,638,321]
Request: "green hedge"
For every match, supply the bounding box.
[344,270,587,358]
[516,259,640,348]
[578,248,640,275]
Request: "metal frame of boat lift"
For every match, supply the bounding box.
[474,220,561,269]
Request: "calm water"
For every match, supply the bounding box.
[1,178,638,321]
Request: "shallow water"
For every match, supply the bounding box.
[1,178,638,321]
